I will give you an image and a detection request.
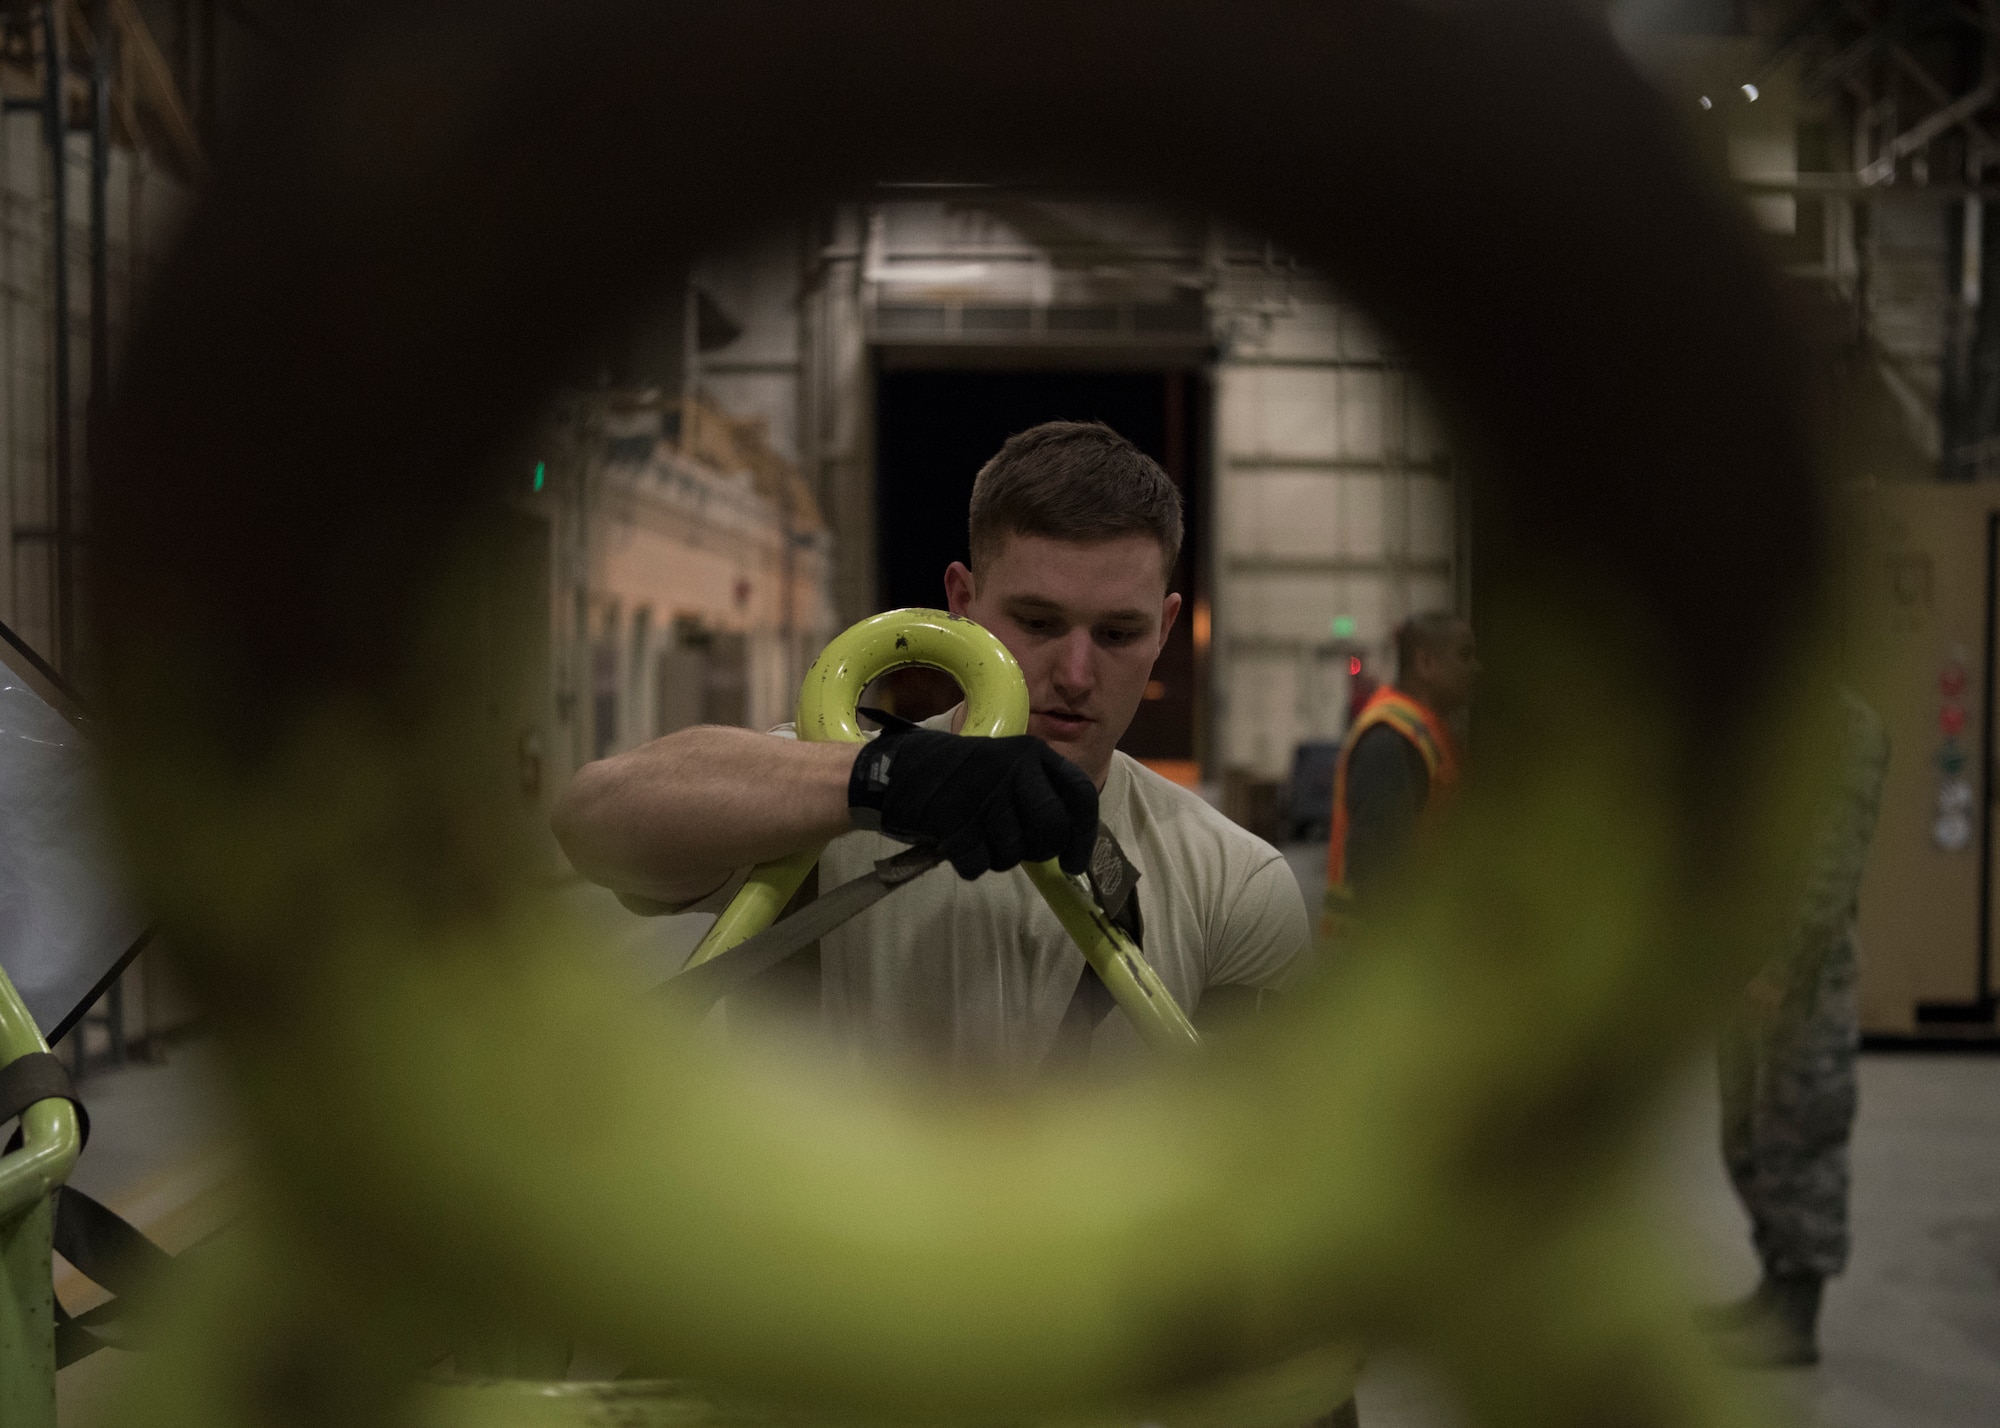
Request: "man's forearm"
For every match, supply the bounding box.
[552,726,859,906]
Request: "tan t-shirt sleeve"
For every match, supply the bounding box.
[1207,854,1312,992]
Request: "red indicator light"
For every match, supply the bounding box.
[1348,656,1362,676]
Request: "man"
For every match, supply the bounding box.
[1706,688,1889,1368]
[554,420,1310,1074]
[1324,612,1477,921]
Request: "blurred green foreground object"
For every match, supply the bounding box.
[407,610,1244,1422]
[0,965,83,1428]
[84,3,1827,1427]
[408,1342,1368,1428]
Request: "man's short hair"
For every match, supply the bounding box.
[967,420,1184,577]
[1394,611,1466,681]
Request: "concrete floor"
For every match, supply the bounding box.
[1721,1056,2000,1428]
[1277,840,2000,1428]
[43,863,2000,1427]
[1349,1053,2000,1428]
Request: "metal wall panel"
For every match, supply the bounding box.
[1226,571,1380,645]
[1225,470,1389,561]
[1212,275,1457,780]
[0,115,187,671]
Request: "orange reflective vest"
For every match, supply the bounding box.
[1325,686,1461,892]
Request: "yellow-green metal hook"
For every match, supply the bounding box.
[680,608,1201,1057]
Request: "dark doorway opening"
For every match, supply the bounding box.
[874,366,1206,770]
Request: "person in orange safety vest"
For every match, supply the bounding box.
[1323,613,1478,930]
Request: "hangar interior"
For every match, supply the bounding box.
[539,199,1460,790]
[0,3,1993,1428]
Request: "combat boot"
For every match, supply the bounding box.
[1712,1273,1822,1368]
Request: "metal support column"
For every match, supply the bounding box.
[90,0,110,414]
[0,1198,56,1427]
[195,0,215,147]
[77,0,111,735]
[42,0,72,676]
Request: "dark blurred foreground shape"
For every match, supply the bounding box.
[0,0,1871,1426]
[0,1,1994,1065]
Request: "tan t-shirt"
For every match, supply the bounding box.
[769,714,1310,1075]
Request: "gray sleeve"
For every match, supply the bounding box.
[1342,723,1429,897]
[1206,855,1312,993]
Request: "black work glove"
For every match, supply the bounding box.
[848,711,1098,880]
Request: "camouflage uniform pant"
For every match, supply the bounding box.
[1716,932,1859,1279]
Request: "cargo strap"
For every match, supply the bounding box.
[663,843,946,1013]
[50,1183,176,1364]
[663,821,1145,1047]
[0,1052,89,1147]
[1051,828,1141,1062]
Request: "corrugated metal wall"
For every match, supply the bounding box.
[1209,265,1458,778]
[0,107,192,1065]
[0,113,188,668]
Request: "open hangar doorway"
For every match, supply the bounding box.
[873,362,1208,783]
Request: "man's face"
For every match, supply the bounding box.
[1417,623,1480,715]
[944,533,1181,787]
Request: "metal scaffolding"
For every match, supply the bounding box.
[0,0,202,685]
[1748,0,2000,476]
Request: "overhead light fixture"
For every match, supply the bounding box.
[1741,83,1760,102]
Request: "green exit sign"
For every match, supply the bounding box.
[1331,615,1357,639]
